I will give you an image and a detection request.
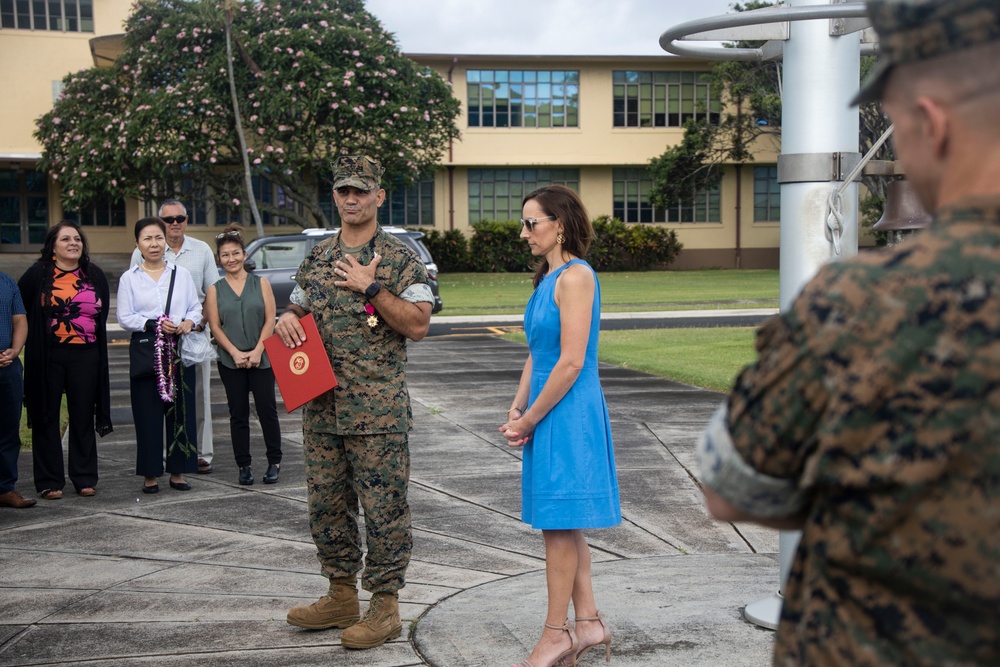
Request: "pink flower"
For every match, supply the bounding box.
[193,46,202,53]
[232,198,240,205]
[253,158,261,164]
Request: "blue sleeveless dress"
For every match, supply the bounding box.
[521,259,622,530]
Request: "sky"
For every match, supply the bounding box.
[364,0,737,57]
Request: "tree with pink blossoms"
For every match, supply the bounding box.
[35,0,461,227]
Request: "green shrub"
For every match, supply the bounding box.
[589,215,683,271]
[414,228,472,272]
[469,220,534,272]
[417,217,684,273]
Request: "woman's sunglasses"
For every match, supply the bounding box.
[519,215,556,232]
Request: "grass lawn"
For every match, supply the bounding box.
[439,269,778,317]
[505,326,759,393]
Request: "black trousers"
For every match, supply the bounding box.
[217,363,282,468]
[0,358,24,494]
[33,346,99,493]
[130,363,198,477]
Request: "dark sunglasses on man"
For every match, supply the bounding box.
[161,215,188,225]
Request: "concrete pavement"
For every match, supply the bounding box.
[0,333,779,666]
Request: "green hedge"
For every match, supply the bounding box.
[412,217,683,273]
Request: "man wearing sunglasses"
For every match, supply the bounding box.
[130,199,218,474]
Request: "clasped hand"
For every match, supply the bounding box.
[233,348,262,369]
[160,318,193,335]
[499,414,535,447]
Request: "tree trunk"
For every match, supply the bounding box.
[223,2,264,238]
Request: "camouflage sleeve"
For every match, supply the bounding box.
[707,269,840,513]
[400,283,433,304]
[697,403,808,517]
[289,284,311,311]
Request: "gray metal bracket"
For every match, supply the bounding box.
[777,152,863,184]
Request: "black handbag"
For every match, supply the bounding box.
[129,268,175,379]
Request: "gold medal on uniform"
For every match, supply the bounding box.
[364,303,378,328]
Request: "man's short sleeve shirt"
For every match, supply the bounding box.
[295,227,428,435]
[0,271,26,350]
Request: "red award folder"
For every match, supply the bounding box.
[264,313,338,412]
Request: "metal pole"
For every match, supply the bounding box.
[744,0,861,630]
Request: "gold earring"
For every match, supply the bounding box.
[556,232,566,244]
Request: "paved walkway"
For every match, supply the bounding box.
[0,333,779,666]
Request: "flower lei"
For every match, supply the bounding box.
[153,314,194,457]
[154,314,176,402]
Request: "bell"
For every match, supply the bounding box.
[872,179,932,232]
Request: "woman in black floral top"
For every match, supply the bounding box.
[18,221,112,500]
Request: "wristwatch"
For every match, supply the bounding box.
[364,281,382,299]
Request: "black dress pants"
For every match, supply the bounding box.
[130,363,198,477]
[32,345,99,493]
[217,363,282,468]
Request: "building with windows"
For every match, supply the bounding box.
[2,3,787,268]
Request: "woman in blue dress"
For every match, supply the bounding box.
[501,185,621,667]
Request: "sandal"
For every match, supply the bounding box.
[78,488,96,497]
[40,489,63,500]
[514,621,578,667]
[560,612,611,664]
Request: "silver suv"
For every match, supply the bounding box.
[239,227,442,314]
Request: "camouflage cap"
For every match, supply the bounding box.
[332,155,384,191]
[852,0,1000,106]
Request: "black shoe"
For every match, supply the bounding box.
[263,463,280,484]
[142,484,159,494]
[169,480,192,491]
[239,466,254,485]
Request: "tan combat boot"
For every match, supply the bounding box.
[340,591,402,649]
[286,577,360,630]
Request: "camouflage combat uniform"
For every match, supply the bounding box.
[294,226,429,594]
[699,196,1000,666]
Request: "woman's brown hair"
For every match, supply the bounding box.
[522,185,593,288]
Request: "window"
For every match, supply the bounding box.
[468,168,580,223]
[385,178,434,226]
[0,0,93,31]
[253,239,308,270]
[612,71,719,128]
[319,176,435,227]
[65,198,126,227]
[467,70,579,128]
[753,166,780,222]
[613,168,720,223]
[252,175,304,226]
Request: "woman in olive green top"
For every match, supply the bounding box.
[204,225,282,485]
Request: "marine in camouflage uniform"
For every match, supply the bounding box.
[278,156,432,649]
[697,1,1000,665]
[295,225,428,591]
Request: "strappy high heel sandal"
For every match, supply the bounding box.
[558,612,611,665]
[514,621,579,667]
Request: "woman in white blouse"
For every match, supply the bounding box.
[117,218,202,494]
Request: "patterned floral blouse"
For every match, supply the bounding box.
[48,267,101,345]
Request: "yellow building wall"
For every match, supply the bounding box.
[0,1,132,157]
